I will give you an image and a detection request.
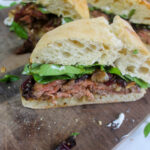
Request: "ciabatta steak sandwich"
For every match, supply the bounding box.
[4,0,89,54]
[21,16,150,109]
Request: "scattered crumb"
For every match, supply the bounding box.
[62,126,65,129]
[107,113,125,130]
[40,117,43,121]
[131,119,135,123]
[98,120,102,126]
[92,118,96,123]
[0,66,6,73]
[126,109,130,113]
[8,86,11,89]
[37,127,41,130]
[54,122,56,125]
[75,118,79,123]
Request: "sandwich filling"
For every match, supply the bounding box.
[7,2,73,54]
[21,64,150,101]
[89,7,150,45]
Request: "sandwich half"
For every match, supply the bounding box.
[21,16,150,109]
[4,0,89,54]
[88,0,150,49]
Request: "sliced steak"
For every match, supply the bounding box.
[22,72,141,101]
[14,3,62,54]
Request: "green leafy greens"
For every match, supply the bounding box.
[63,17,73,23]
[38,7,49,14]
[71,132,80,136]
[132,49,139,54]
[128,9,136,18]
[0,5,8,10]
[10,21,28,39]
[89,6,98,12]
[22,63,150,88]
[0,2,17,10]
[120,9,136,20]
[23,64,96,84]
[144,123,150,137]
[0,75,19,83]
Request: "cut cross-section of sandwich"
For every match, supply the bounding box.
[88,0,150,50]
[21,16,150,109]
[4,0,89,54]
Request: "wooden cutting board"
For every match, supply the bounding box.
[0,8,150,150]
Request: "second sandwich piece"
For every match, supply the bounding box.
[21,16,150,109]
[5,0,89,54]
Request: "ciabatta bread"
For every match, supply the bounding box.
[30,16,150,84]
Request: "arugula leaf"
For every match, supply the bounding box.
[10,22,28,39]
[0,2,18,10]
[89,6,97,11]
[38,7,49,14]
[0,5,8,10]
[23,64,95,76]
[71,132,80,136]
[22,63,150,88]
[33,74,71,84]
[0,75,19,83]
[10,2,17,7]
[125,75,150,89]
[132,49,138,54]
[63,17,73,23]
[23,64,95,84]
[144,123,150,137]
[102,10,112,15]
[128,9,136,18]
[120,14,128,20]
[120,9,136,20]
[107,67,127,80]
[22,64,30,75]
[100,65,105,71]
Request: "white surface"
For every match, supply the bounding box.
[107,113,125,129]
[0,0,21,6]
[113,114,150,150]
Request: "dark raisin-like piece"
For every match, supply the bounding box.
[21,76,35,99]
[75,75,89,83]
[55,136,76,150]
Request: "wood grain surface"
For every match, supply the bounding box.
[0,8,150,150]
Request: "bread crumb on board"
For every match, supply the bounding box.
[0,66,6,73]
[98,120,103,126]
